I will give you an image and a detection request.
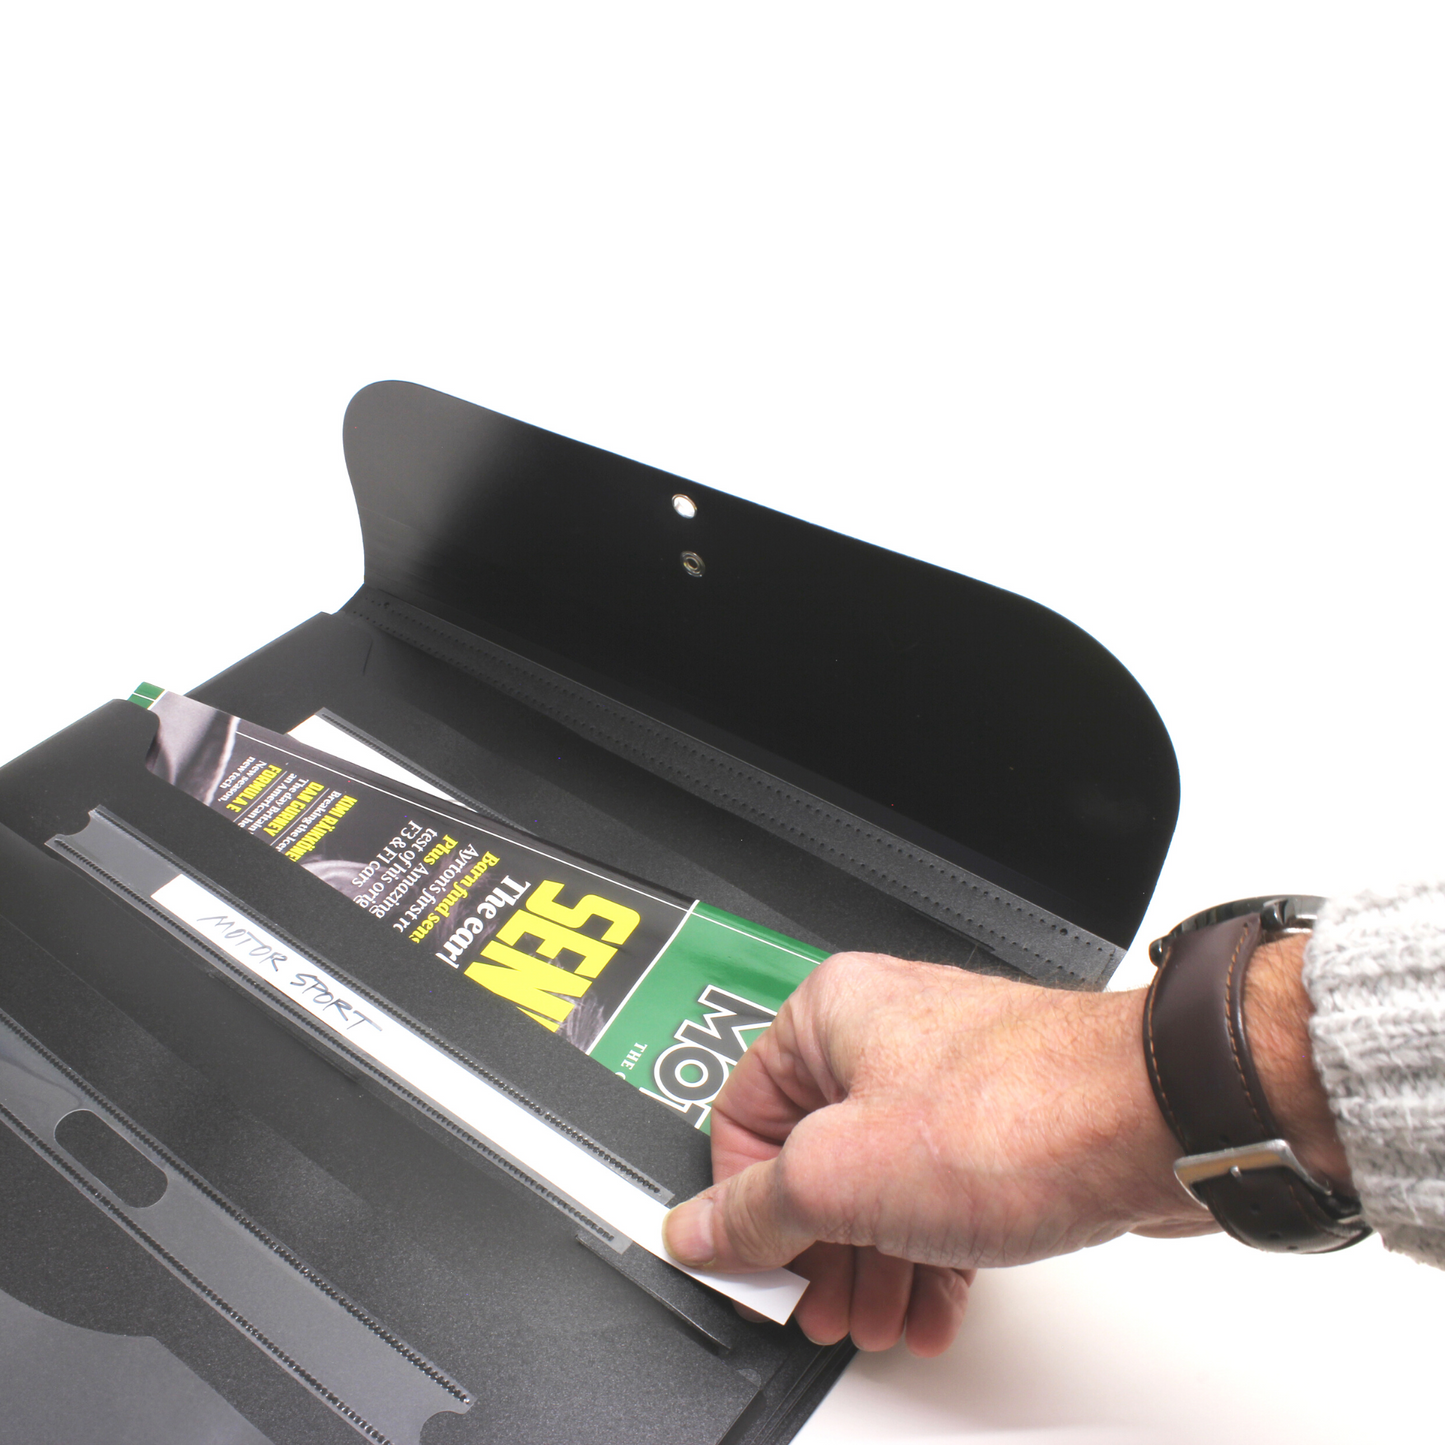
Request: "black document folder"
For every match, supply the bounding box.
[0,382,1179,1444]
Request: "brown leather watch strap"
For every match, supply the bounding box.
[1144,912,1367,1253]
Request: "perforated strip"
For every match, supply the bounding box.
[0,1006,470,1404]
[0,1100,397,1444]
[345,590,1122,986]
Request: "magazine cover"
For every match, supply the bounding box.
[133,685,825,1129]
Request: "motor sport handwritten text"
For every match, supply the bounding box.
[185,908,382,1035]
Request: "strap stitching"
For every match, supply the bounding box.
[1224,922,1268,1134]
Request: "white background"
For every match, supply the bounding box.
[2,6,1442,1441]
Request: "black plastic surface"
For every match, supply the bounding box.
[0,697,853,1445]
[344,381,1178,947]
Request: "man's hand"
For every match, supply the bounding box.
[663,940,1348,1355]
[663,952,1214,1355]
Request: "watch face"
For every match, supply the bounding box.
[1147,896,1325,967]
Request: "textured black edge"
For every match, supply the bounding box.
[345,590,1120,986]
[730,1335,857,1445]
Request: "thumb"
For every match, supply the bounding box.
[664,1157,821,1272]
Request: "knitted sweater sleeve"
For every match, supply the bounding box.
[1303,880,1445,1266]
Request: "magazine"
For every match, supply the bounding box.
[131,685,825,1129]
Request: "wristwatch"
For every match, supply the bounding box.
[1144,896,1370,1252]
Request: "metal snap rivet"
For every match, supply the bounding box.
[680,551,705,578]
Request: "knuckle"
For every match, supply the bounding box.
[810,950,917,1008]
[806,952,882,1013]
[812,951,874,985]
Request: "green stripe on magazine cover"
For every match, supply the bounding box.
[127,681,165,708]
[588,904,826,1131]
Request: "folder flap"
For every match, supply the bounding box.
[343,380,1177,954]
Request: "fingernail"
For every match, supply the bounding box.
[664,1197,717,1267]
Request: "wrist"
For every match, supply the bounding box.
[1138,901,1366,1252]
[1243,933,1353,1194]
[1111,929,1352,1231]
[1084,989,1216,1233]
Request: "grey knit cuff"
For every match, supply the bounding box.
[1303,880,1445,1267]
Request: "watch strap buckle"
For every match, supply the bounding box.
[1173,1137,1357,1220]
